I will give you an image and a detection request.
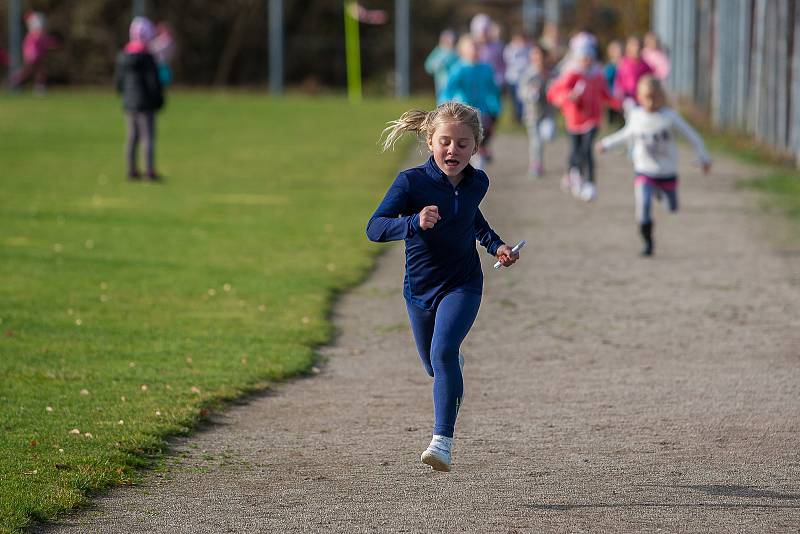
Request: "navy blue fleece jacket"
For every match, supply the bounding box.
[366,156,505,310]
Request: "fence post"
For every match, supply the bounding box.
[733,0,750,129]
[793,1,800,163]
[268,0,283,94]
[395,0,410,98]
[750,0,765,140]
[8,0,21,77]
[132,0,147,17]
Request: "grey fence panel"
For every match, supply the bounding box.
[750,0,766,141]
[733,0,751,129]
[653,0,799,162]
[682,2,698,97]
[776,0,790,150]
[713,3,730,126]
[794,3,800,162]
[695,0,713,109]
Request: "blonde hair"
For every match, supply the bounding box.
[457,35,478,60]
[380,101,483,152]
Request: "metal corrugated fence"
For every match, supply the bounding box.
[652,0,800,163]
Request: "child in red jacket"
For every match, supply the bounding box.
[548,45,619,201]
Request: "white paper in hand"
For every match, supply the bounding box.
[494,240,526,269]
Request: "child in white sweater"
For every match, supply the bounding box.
[597,75,711,256]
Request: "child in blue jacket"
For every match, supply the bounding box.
[443,36,501,170]
[367,102,519,472]
[424,29,459,105]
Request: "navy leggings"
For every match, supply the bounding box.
[406,290,482,438]
[568,127,597,183]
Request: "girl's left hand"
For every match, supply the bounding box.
[495,244,519,267]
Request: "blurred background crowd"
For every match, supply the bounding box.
[0,0,649,91]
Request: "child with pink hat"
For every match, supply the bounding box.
[114,17,165,181]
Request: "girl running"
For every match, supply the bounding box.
[366,102,519,472]
[597,76,711,256]
[614,35,653,107]
[424,29,459,105]
[517,44,555,178]
[547,45,619,201]
[443,36,501,169]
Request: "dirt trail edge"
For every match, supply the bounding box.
[41,134,800,533]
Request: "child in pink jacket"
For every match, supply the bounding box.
[548,45,619,201]
[614,36,653,106]
[10,11,58,93]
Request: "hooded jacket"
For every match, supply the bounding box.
[547,66,619,133]
[114,49,163,112]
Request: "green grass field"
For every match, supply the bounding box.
[742,172,800,226]
[0,91,423,533]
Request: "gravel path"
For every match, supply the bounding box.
[41,134,800,533]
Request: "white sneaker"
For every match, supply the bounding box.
[421,435,452,472]
[579,181,597,202]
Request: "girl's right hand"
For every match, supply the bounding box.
[418,205,441,230]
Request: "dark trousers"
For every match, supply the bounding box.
[405,290,481,438]
[568,127,597,183]
[125,111,156,175]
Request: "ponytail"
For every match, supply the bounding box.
[380,109,432,152]
[379,102,483,152]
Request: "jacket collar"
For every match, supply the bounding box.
[424,155,475,186]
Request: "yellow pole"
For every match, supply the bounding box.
[344,1,362,104]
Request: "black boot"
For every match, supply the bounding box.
[639,222,653,256]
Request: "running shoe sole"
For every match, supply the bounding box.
[421,449,451,472]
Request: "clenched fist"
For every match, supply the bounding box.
[418,205,441,230]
